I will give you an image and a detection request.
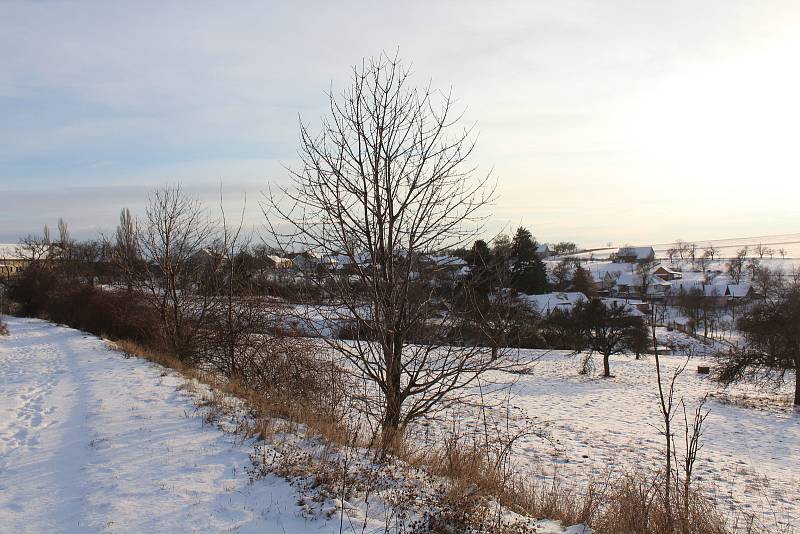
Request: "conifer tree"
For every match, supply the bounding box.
[510,227,548,294]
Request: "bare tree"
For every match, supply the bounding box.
[571,299,649,377]
[746,256,761,281]
[727,247,748,284]
[674,239,686,261]
[635,257,658,299]
[675,395,709,522]
[717,287,800,405]
[57,218,70,249]
[129,185,215,358]
[551,257,575,291]
[649,303,711,527]
[198,190,288,381]
[754,242,773,260]
[702,244,719,264]
[686,242,698,268]
[665,247,678,264]
[265,54,504,441]
[552,241,578,256]
[113,208,140,292]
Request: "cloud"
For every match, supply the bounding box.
[1,1,799,245]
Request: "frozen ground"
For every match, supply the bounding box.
[441,340,799,532]
[0,316,586,533]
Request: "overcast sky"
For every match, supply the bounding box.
[1,1,799,247]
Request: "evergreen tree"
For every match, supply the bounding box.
[510,227,548,294]
[466,239,493,300]
[468,239,491,270]
[572,264,594,295]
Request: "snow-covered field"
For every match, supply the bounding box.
[450,344,799,532]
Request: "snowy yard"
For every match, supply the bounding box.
[448,345,800,531]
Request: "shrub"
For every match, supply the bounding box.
[8,267,160,346]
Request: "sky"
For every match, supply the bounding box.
[1,1,799,247]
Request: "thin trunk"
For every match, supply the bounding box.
[653,314,672,526]
[603,353,610,377]
[795,356,800,406]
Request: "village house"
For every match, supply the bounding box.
[535,244,552,258]
[291,251,322,271]
[0,244,28,280]
[725,283,754,301]
[599,297,648,316]
[613,246,656,264]
[652,264,682,281]
[612,272,671,299]
[520,291,588,317]
[265,255,293,269]
[424,254,468,272]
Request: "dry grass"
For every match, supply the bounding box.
[591,470,729,534]
[403,431,595,529]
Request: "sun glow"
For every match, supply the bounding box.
[630,37,800,195]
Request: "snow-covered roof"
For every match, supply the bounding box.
[521,292,588,316]
[583,261,632,281]
[669,279,704,294]
[0,244,24,259]
[266,255,292,265]
[726,283,752,298]
[703,284,728,297]
[653,264,681,275]
[426,255,468,267]
[599,298,646,317]
[318,252,373,267]
[614,273,671,288]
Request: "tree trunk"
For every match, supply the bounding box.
[795,356,800,406]
[603,353,611,377]
[381,336,404,448]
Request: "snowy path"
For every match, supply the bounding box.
[0,316,336,533]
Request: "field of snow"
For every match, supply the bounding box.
[439,342,799,532]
